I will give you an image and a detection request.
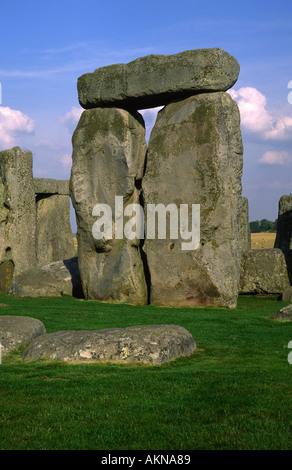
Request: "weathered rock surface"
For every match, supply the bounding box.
[0,147,36,278]
[36,194,75,266]
[70,107,148,305]
[274,195,292,252]
[282,285,292,302]
[239,249,290,294]
[7,257,83,298]
[240,197,251,253]
[142,92,243,307]
[78,48,240,110]
[269,304,292,321]
[34,178,69,195]
[0,315,46,355]
[22,324,196,364]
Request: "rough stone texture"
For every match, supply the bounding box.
[0,260,14,292]
[239,249,290,294]
[269,304,292,321]
[142,92,243,308]
[274,195,292,252]
[36,194,75,266]
[0,315,46,355]
[34,178,69,195]
[0,147,36,278]
[78,48,240,110]
[22,324,196,364]
[7,257,83,298]
[240,197,251,253]
[70,107,148,305]
[282,285,292,302]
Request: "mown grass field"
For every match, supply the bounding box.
[0,292,291,450]
[251,232,276,250]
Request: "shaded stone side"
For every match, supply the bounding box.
[274,195,292,252]
[70,107,148,305]
[36,194,75,266]
[240,197,251,253]
[142,92,243,308]
[78,48,240,110]
[0,147,36,280]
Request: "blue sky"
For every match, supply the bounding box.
[1,0,292,230]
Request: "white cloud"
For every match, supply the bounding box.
[229,87,292,140]
[60,153,72,168]
[258,150,292,166]
[59,106,83,133]
[0,106,35,148]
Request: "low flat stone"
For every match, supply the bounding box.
[7,257,83,298]
[269,304,292,321]
[22,324,196,365]
[78,48,240,110]
[0,315,46,355]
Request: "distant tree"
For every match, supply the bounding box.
[260,218,271,232]
[249,220,261,233]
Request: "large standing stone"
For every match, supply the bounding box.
[36,194,75,265]
[0,147,36,279]
[142,92,243,308]
[239,249,290,294]
[78,48,240,110]
[22,324,196,364]
[70,107,148,305]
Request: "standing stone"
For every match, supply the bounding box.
[240,197,251,253]
[274,195,292,252]
[70,107,148,305]
[142,92,243,308]
[0,147,36,279]
[36,194,75,266]
[78,48,240,110]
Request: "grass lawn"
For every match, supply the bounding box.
[0,292,291,450]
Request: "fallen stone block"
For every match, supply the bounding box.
[239,249,290,294]
[0,315,46,355]
[34,178,69,195]
[22,324,196,365]
[269,304,292,321]
[7,257,83,298]
[78,48,240,110]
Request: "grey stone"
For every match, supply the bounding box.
[0,147,36,277]
[7,257,83,298]
[240,197,251,253]
[70,107,148,305]
[78,48,240,110]
[269,304,292,321]
[22,324,196,364]
[0,260,14,292]
[34,178,69,195]
[0,315,46,355]
[36,194,75,266]
[239,249,290,294]
[274,195,292,252]
[142,92,243,308]
[282,285,292,302]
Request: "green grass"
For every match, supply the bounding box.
[0,292,292,450]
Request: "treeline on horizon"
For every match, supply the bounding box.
[249,219,277,233]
